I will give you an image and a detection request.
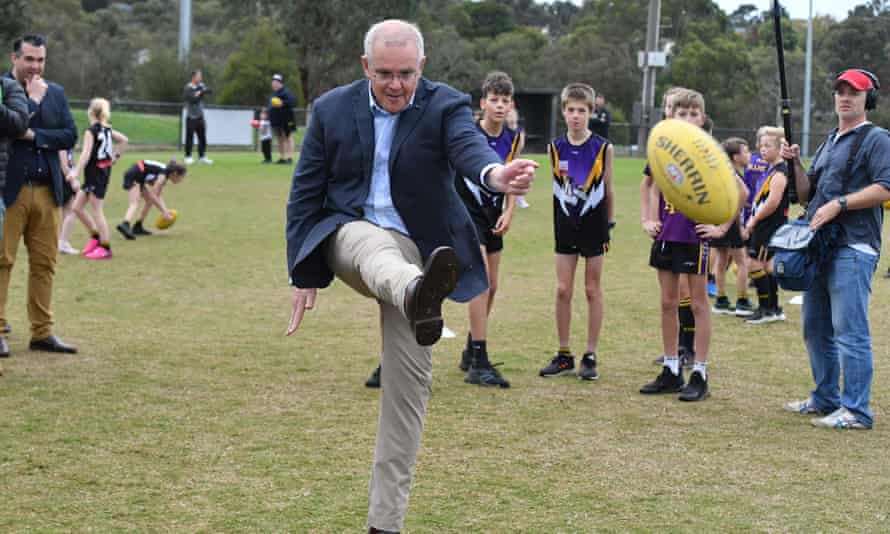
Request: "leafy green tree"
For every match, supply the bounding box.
[754,15,799,51]
[280,0,420,101]
[475,27,548,89]
[133,49,190,102]
[0,0,29,45]
[535,22,638,119]
[665,36,757,127]
[422,25,483,93]
[81,0,110,12]
[217,20,304,107]
[450,1,515,39]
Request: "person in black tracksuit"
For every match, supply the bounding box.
[183,69,212,164]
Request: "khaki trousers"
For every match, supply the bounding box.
[325,220,430,532]
[0,184,61,339]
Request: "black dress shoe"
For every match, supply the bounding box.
[29,335,78,354]
[404,247,458,346]
[365,365,381,388]
[0,337,9,358]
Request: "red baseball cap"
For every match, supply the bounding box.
[834,70,875,91]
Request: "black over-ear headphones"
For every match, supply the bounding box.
[838,69,881,110]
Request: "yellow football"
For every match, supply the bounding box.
[883,200,890,210]
[647,119,739,224]
[156,208,178,230]
[270,96,283,107]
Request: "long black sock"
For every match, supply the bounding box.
[678,298,695,352]
[471,340,488,367]
[750,270,770,309]
[768,274,779,310]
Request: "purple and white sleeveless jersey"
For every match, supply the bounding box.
[550,134,609,217]
[461,123,521,208]
[743,153,768,223]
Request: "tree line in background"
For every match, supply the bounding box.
[3,0,890,146]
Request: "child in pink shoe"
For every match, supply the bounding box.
[67,98,128,259]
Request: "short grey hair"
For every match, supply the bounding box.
[363,20,425,65]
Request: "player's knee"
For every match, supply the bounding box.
[556,283,573,302]
[660,297,679,314]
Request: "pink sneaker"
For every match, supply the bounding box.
[84,246,112,260]
[82,238,100,255]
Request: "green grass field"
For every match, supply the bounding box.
[70,108,306,149]
[1,152,889,532]
[71,108,181,147]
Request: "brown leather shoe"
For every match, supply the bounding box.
[404,246,458,346]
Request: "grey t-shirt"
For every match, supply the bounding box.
[183,83,206,120]
[806,122,890,254]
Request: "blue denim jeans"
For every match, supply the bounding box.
[802,246,878,427]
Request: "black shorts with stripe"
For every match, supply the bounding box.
[456,178,505,253]
[465,198,504,254]
[83,166,111,199]
[747,220,783,262]
[553,202,608,258]
[649,240,710,275]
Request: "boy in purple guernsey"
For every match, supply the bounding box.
[743,127,789,324]
[743,127,770,223]
[639,88,713,402]
[703,137,753,316]
[539,83,614,381]
[454,71,521,388]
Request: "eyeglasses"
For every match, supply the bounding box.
[371,70,418,84]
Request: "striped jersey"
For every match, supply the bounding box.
[459,123,521,209]
[550,133,609,217]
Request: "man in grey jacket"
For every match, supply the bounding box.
[183,69,212,165]
[0,71,31,376]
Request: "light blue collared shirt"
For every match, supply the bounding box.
[363,82,411,235]
[362,81,502,236]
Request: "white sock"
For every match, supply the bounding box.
[664,356,680,375]
[693,361,708,380]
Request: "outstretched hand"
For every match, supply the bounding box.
[487,159,538,195]
[286,287,317,336]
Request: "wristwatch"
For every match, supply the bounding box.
[837,196,848,213]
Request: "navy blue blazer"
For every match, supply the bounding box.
[286,78,500,302]
[2,71,77,207]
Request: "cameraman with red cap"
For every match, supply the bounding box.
[782,68,890,431]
